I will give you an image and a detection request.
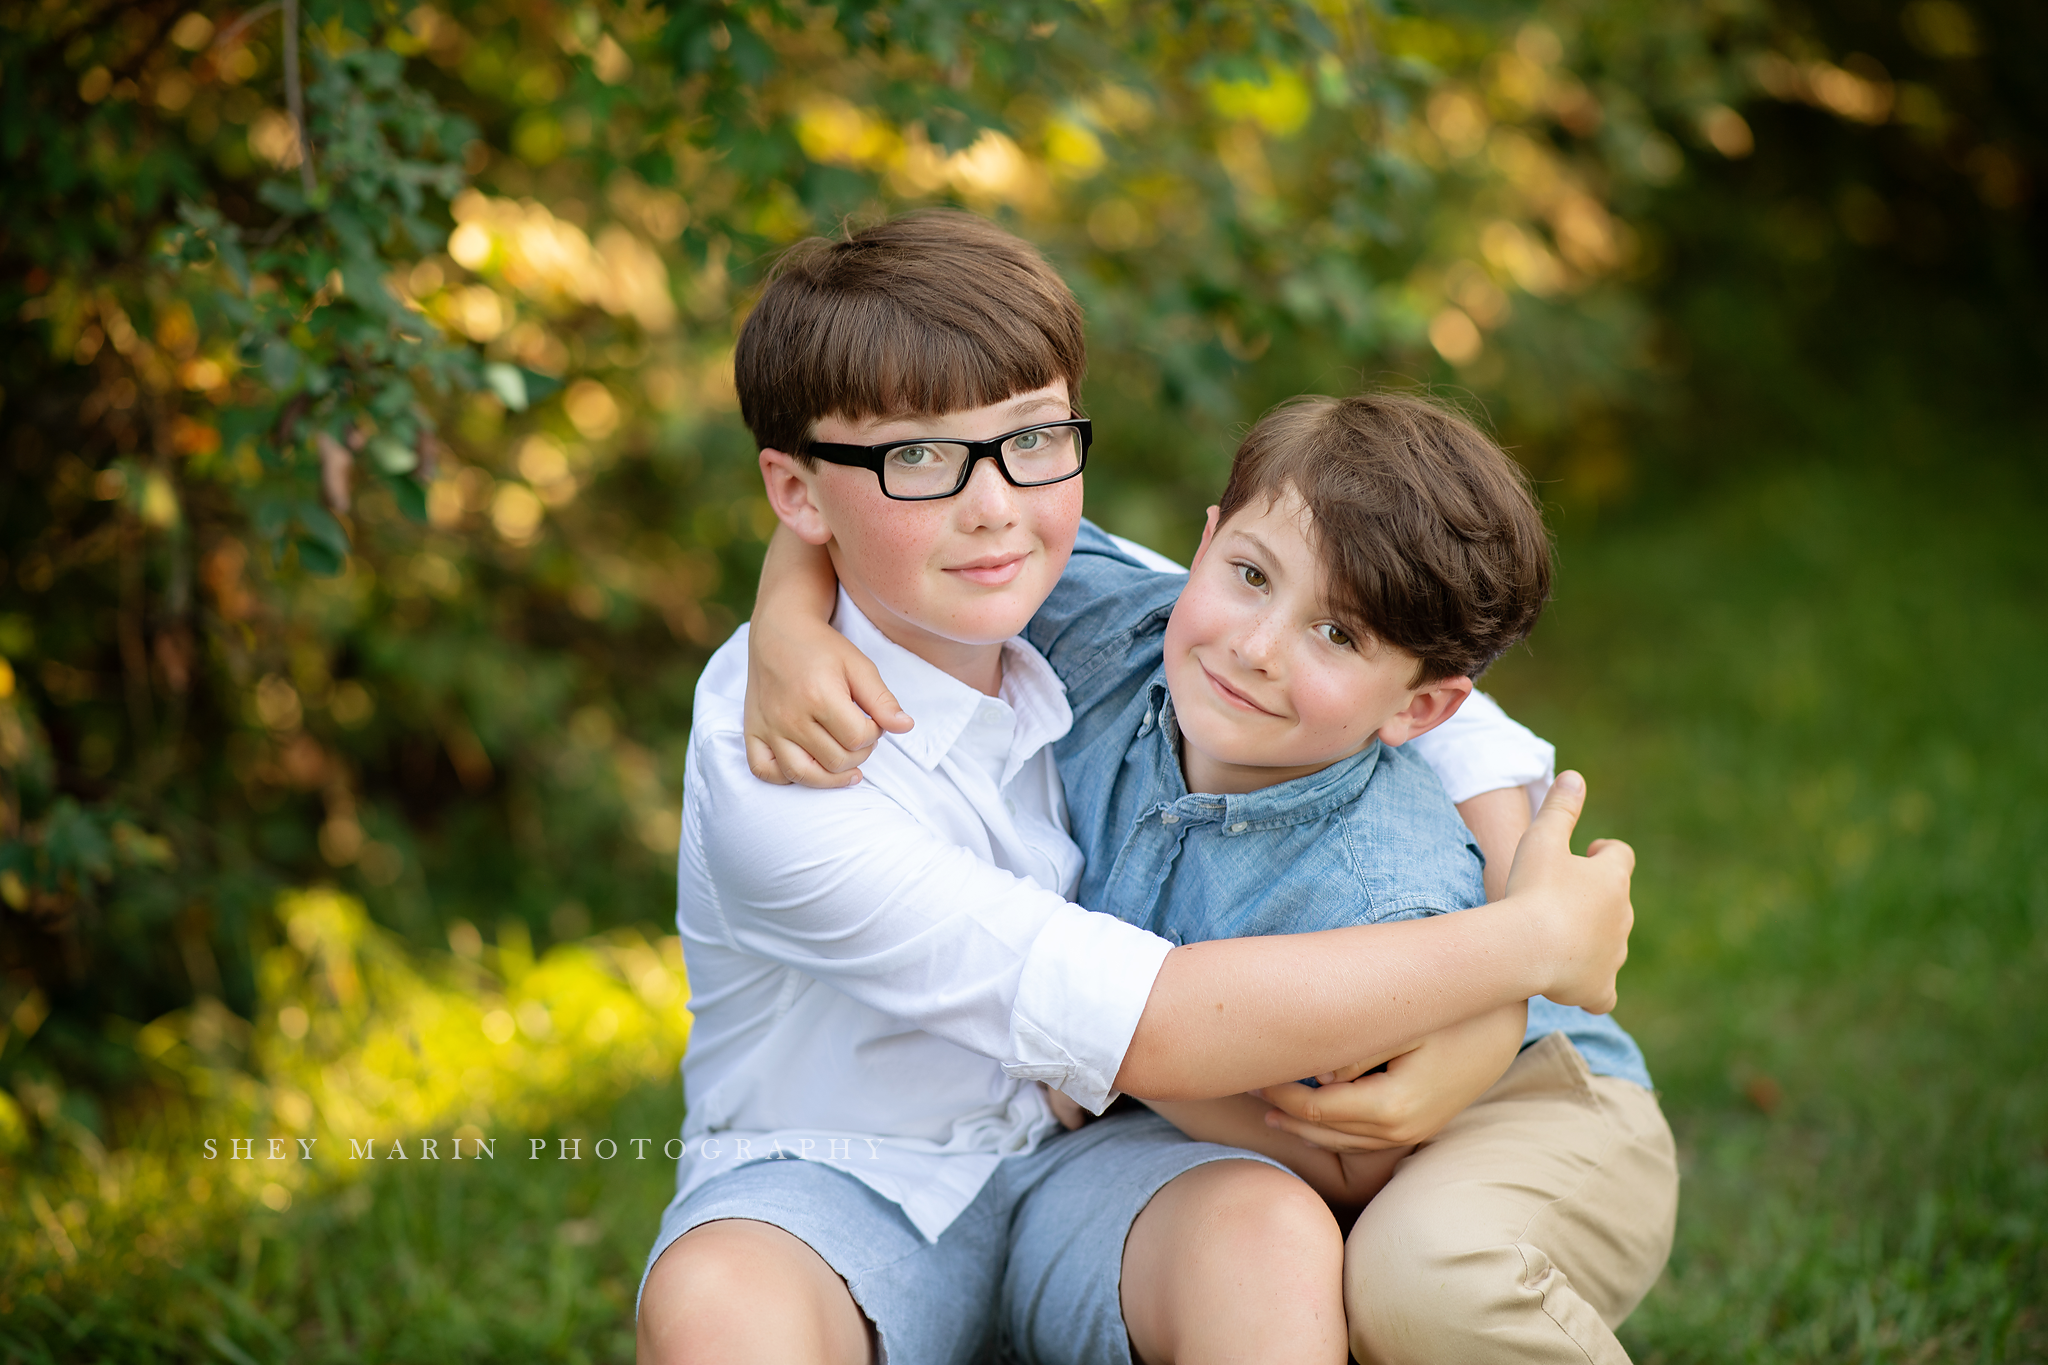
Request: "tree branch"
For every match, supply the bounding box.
[211,1,282,54]
[282,0,316,197]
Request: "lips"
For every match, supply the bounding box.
[946,551,1029,586]
[1199,661,1279,717]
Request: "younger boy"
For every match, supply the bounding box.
[639,211,1638,1365]
[750,391,1678,1363]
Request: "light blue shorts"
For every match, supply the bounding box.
[639,1109,1286,1365]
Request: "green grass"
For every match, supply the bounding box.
[8,452,2045,1364]
[1484,455,2048,1363]
[3,1083,684,1363]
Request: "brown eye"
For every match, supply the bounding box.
[1318,623,1354,649]
[1237,564,1267,589]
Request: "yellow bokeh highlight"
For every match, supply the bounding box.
[1044,118,1106,177]
[5,889,693,1287]
[795,96,902,169]
[1207,63,1313,138]
[446,190,676,333]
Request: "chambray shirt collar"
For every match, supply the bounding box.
[1138,670,1385,833]
[833,589,1073,784]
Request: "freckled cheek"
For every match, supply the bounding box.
[1029,481,1085,552]
[1287,668,1361,736]
[1166,584,1242,658]
[828,495,951,595]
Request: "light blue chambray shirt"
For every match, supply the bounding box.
[1026,520,1652,1090]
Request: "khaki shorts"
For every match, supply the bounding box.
[1346,1031,1680,1365]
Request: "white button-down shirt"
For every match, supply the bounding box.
[1408,690,1557,814]
[672,591,1174,1240]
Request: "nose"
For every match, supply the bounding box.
[954,454,1020,530]
[1234,605,1283,672]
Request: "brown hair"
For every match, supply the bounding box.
[1216,392,1552,682]
[734,210,1087,457]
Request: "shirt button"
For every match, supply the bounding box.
[1160,812,1179,824]
[1229,822,1248,834]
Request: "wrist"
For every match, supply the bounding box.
[1477,896,1561,1002]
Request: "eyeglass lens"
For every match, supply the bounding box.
[880,425,1083,498]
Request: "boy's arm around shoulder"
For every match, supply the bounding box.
[745,525,913,788]
[688,705,1173,1115]
[745,519,1177,787]
[1114,772,1635,1100]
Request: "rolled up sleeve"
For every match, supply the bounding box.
[691,724,1171,1110]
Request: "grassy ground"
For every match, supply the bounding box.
[1487,453,2048,1362]
[4,1082,685,1363]
[8,447,2045,1363]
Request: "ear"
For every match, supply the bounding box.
[1186,505,1223,570]
[759,448,833,547]
[1377,675,1474,747]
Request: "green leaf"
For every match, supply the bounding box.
[483,362,529,411]
[369,437,419,475]
[261,338,302,392]
[44,799,114,884]
[298,503,352,561]
[295,534,346,577]
[383,471,430,524]
[519,368,565,404]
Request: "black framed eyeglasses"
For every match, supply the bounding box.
[805,418,1092,501]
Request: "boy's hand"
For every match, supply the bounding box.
[1041,1082,1088,1131]
[1250,1000,1527,1151]
[742,526,912,789]
[744,618,911,788]
[1505,770,1635,1013]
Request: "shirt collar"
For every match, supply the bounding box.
[833,589,1072,779]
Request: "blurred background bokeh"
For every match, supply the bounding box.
[1,0,2042,1358]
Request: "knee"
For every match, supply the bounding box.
[1125,1162,1347,1364]
[1198,1161,1344,1266]
[638,1226,762,1364]
[638,1221,865,1365]
[1344,1222,1518,1365]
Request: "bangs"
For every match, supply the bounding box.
[801,287,1073,433]
[1216,393,1553,683]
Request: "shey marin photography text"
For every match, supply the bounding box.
[201,1135,888,1162]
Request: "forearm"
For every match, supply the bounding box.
[1116,902,1555,1100]
[1141,1094,1404,1206]
[752,523,839,626]
[1457,785,1532,903]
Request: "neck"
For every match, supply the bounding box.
[1178,742,1336,796]
[841,580,1006,697]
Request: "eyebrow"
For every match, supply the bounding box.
[1231,530,1283,569]
[862,396,1070,440]
[1005,395,1070,419]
